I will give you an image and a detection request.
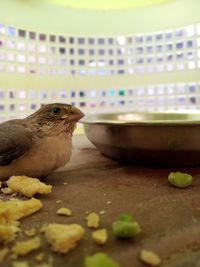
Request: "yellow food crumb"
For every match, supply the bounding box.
[44,223,84,253]
[12,237,41,256]
[99,210,105,215]
[1,187,14,195]
[92,229,108,245]
[63,182,68,185]
[0,181,2,188]
[139,249,161,266]
[0,198,42,224]
[0,224,19,243]
[12,261,30,267]
[86,213,99,228]
[24,228,36,237]
[106,201,111,205]
[7,176,52,198]
[35,253,45,261]
[0,198,40,243]
[0,247,9,262]
[56,200,62,204]
[56,208,72,216]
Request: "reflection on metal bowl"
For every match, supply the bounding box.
[81,111,200,166]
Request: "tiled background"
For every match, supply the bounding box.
[0,22,200,123]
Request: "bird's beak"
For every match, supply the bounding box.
[61,106,84,122]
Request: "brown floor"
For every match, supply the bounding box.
[2,134,200,267]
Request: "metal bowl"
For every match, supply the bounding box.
[81,111,200,166]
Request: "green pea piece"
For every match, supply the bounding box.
[112,220,141,238]
[168,171,193,188]
[84,253,120,267]
[117,213,133,222]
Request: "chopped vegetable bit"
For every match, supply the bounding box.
[112,220,141,238]
[139,249,161,266]
[112,213,141,238]
[117,213,133,222]
[56,207,72,216]
[168,172,192,188]
[84,253,120,267]
[86,213,99,228]
[92,229,108,245]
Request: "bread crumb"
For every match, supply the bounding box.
[56,208,72,216]
[0,224,19,243]
[12,261,30,267]
[7,176,52,198]
[24,228,36,237]
[92,229,108,245]
[1,187,14,195]
[0,247,9,262]
[44,223,84,253]
[86,213,99,228]
[99,210,105,215]
[139,249,161,266]
[12,237,41,256]
[0,198,42,224]
[106,201,111,205]
[56,200,62,204]
[63,182,68,185]
[35,252,45,261]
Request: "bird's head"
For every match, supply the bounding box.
[25,103,84,135]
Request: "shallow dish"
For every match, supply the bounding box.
[81,111,200,166]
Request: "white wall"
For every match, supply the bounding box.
[0,0,199,35]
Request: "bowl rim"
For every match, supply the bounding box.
[80,110,200,126]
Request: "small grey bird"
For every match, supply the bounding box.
[0,103,84,180]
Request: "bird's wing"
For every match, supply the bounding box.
[0,121,34,166]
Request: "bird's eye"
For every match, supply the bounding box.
[52,107,61,114]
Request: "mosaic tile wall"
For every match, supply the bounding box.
[0,23,200,122]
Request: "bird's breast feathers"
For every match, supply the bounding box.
[30,134,72,169]
[0,133,72,179]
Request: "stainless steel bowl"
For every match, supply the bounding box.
[81,111,200,166]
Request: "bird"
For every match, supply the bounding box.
[0,103,84,180]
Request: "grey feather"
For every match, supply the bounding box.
[0,119,33,166]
